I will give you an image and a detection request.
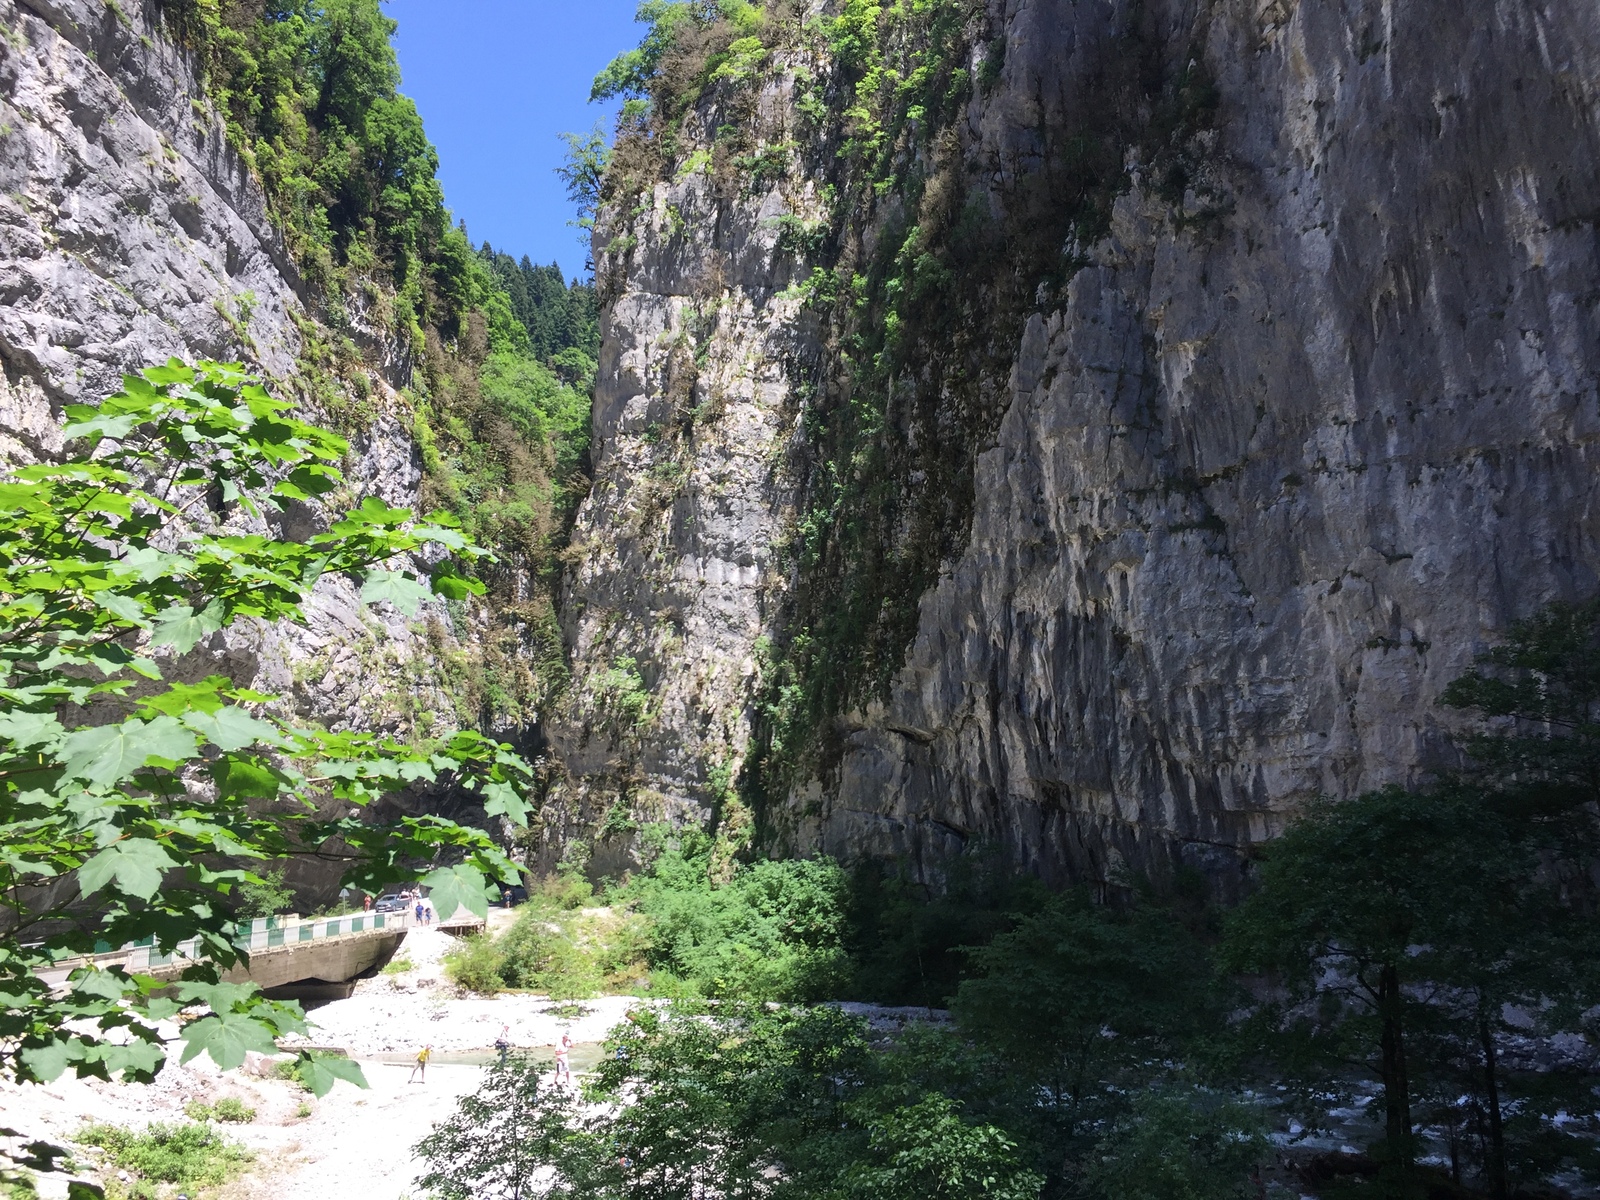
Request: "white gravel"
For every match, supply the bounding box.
[0,921,645,1200]
[0,921,938,1199]
[282,925,646,1058]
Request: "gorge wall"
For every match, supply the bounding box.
[7,0,1598,895]
[0,0,492,893]
[552,0,1600,890]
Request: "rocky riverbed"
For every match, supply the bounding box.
[0,924,638,1199]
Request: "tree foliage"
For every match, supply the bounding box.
[0,361,532,1092]
[415,1059,610,1200]
[153,3,598,720]
[1222,602,1600,1194]
[590,1,766,105]
[478,250,601,366]
[601,830,860,1002]
[1442,597,1600,866]
[154,0,457,335]
[418,1004,1045,1200]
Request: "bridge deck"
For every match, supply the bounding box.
[39,907,485,993]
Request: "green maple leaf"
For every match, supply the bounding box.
[178,1011,280,1070]
[295,1052,368,1097]
[61,411,140,442]
[481,779,529,825]
[421,863,492,922]
[359,569,432,616]
[61,716,199,784]
[0,709,65,750]
[93,591,152,628]
[150,599,226,652]
[395,759,436,783]
[102,1038,165,1082]
[70,969,133,1002]
[428,563,482,599]
[141,677,230,717]
[19,1040,74,1083]
[211,756,282,800]
[183,706,280,752]
[138,996,183,1021]
[78,839,180,901]
[175,981,269,1013]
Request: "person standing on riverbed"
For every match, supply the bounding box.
[409,1044,432,1084]
[495,1025,511,1065]
[553,1033,572,1087]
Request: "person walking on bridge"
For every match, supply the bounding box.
[408,1044,432,1084]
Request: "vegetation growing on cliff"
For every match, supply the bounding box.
[152,0,599,729]
[583,0,1221,812]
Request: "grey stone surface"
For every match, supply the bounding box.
[560,0,1600,888]
[544,75,825,860]
[0,0,474,866]
[0,0,302,458]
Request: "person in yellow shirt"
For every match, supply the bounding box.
[408,1044,432,1084]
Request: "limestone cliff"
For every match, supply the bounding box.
[0,0,491,887]
[553,0,1600,889]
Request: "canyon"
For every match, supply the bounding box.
[4,0,1599,896]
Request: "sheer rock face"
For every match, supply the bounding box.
[807,0,1600,890]
[0,0,462,768]
[544,71,826,866]
[0,0,300,457]
[561,0,1600,887]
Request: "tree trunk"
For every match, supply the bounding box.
[1480,1011,1509,1200]
[1377,964,1413,1168]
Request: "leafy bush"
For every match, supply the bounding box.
[843,847,1051,1007]
[76,1122,251,1195]
[1085,1087,1268,1200]
[443,934,507,996]
[0,362,530,1091]
[415,1060,606,1200]
[622,834,851,1001]
[232,868,293,920]
[443,902,648,999]
[843,1093,1044,1200]
[417,1004,1044,1200]
[183,1097,256,1125]
[496,911,603,1000]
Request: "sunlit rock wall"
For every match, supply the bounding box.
[0,0,490,897]
[490,0,1600,888]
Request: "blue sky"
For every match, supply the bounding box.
[388,0,643,280]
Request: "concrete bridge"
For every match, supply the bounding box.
[44,906,486,1002]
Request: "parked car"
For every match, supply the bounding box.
[373,893,409,914]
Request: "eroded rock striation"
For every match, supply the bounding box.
[555,0,1600,889]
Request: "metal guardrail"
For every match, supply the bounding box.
[125,910,415,970]
[45,912,417,979]
[50,904,485,980]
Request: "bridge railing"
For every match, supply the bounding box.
[120,910,414,970]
